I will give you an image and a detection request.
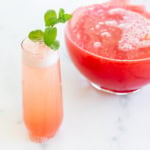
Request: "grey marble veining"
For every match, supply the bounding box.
[109,95,131,150]
[16,120,23,125]
[39,142,48,150]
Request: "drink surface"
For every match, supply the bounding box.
[22,39,62,142]
[22,39,59,67]
[68,3,150,60]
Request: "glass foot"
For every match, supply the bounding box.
[90,82,139,95]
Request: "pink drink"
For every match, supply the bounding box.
[22,39,63,142]
[65,3,150,94]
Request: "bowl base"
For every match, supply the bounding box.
[90,82,139,95]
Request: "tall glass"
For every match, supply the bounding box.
[65,0,150,95]
[22,39,63,142]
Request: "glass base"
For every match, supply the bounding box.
[29,132,56,143]
[90,82,139,95]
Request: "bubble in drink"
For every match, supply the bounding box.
[69,3,150,60]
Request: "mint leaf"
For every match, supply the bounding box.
[58,8,66,23]
[59,8,65,19]
[58,8,72,23]
[50,40,60,50]
[44,27,57,46]
[64,14,72,21]
[44,10,57,26]
[28,30,44,41]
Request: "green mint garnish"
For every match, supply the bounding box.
[28,30,44,41]
[28,8,72,50]
[44,10,58,26]
[58,8,72,23]
[44,27,57,46]
[50,40,60,50]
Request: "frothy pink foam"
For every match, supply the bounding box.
[110,8,150,51]
[22,39,59,67]
[69,4,150,59]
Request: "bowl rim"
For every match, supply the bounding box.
[65,23,150,63]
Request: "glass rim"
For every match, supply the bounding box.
[65,24,150,63]
[21,38,59,56]
[21,38,51,52]
[21,38,59,68]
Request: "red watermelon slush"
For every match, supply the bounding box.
[65,2,150,94]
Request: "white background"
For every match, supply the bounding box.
[0,0,150,150]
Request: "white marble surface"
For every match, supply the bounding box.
[0,0,150,149]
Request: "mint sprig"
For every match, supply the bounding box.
[28,8,72,50]
[28,30,44,41]
[44,10,58,26]
[44,27,57,47]
[58,8,72,23]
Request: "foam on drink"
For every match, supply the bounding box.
[22,39,59,67]
[69,3,150,60]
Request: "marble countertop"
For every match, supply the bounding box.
[0,0,150,149]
